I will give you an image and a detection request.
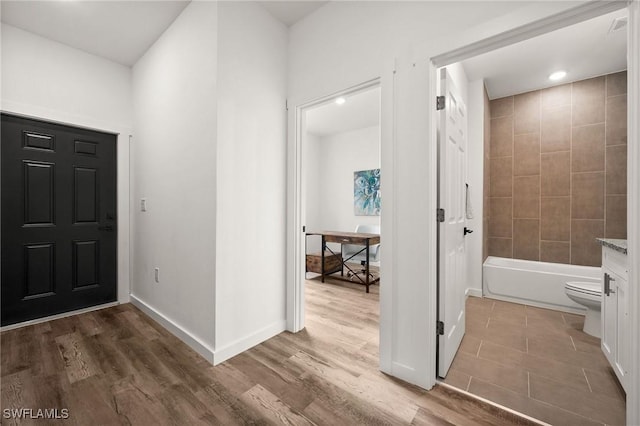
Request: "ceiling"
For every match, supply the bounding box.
[0,1,191,66]
[259,1,328,27]
[306,87,380,137]
[461,9,628,100]
[0,2,627,95]
[0,0,326,67]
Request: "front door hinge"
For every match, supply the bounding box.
[436,95,445,111]
[437,321,444,335]
[437,208,445,222]
[286,99,289,111]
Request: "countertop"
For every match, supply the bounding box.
[596,238,627,255]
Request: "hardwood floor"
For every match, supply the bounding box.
[2,278,535,425]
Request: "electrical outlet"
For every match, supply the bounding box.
[154,267,160,283]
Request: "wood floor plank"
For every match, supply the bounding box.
[55,332,100,384]
[118,310,162,341]
[1,279,534,425]
[240,384,315,426]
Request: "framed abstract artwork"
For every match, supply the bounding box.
[354,169,381,216]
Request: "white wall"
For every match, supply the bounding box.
[131,2,218,360]
[305,131,322,234]
[214,2,288,363]
[0,23,132,305]
[306,126,380,255]
[466,78,487,296]
[307,126,380,233]
[287,0,591,389]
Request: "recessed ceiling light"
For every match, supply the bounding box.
[549,71,567,81]
[335,97,346,105]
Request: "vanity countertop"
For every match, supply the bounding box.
[596,238,627,255]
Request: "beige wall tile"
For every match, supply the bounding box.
[540,241,570,264]
[571,220,604,266]
[490,97,513,118]
[572,76,605,126]
[541,84,571,109]
[606,195,627,239]
[488,238,513,258]
[572,172,604,219]
[490,116,513,158]
[606,145,627,195]
[513,176,540,219]
[514,133,540,176]
[541,105,571,153]
[541,152,570,196]
[489,197,513,238]
[485,72,625,267]
[606,95,627,145]
[541,197,570,241]
[571,124,605,173]
[513,219,540,261]
[606,71,627,97]
[490,156,512,197]
[514,91,541,135]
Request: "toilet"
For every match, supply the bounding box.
[565,281,602,338]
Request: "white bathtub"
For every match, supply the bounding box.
[482,256,602,314]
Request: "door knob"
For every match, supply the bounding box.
[464,227,473,236]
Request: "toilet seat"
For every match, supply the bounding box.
[565,281,601,297]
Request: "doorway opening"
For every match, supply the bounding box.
[295,82,382,348]
[435,7,629,425]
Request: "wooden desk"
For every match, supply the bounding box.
[306,230,380,293]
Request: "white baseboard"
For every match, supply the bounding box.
[0,301,120,332]
[213,320,286,365]
[130,294,285,366]
[466,288,483,298]
[129,294,215,364]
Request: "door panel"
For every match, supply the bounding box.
[438,68,468,378]
[1,113,117,326]
[74,167,98,223]
[24,161,55,225]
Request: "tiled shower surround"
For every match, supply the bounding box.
[486,71,627,267]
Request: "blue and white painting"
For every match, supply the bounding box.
[354,169,381,216]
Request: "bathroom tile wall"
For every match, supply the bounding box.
[487,71,627,267]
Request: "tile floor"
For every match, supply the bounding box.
[444,296,626,425]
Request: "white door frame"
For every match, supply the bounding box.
[427,1,638,424]
[286,78,381,333]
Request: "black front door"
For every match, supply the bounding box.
[1,114,117,326]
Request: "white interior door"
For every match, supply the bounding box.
[437,68,467,378]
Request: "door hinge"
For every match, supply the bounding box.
[437,208,445,222]
[437,321,444,335]
[285,99,289,111]
[302,225,306,233]
[436,96,445,111]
